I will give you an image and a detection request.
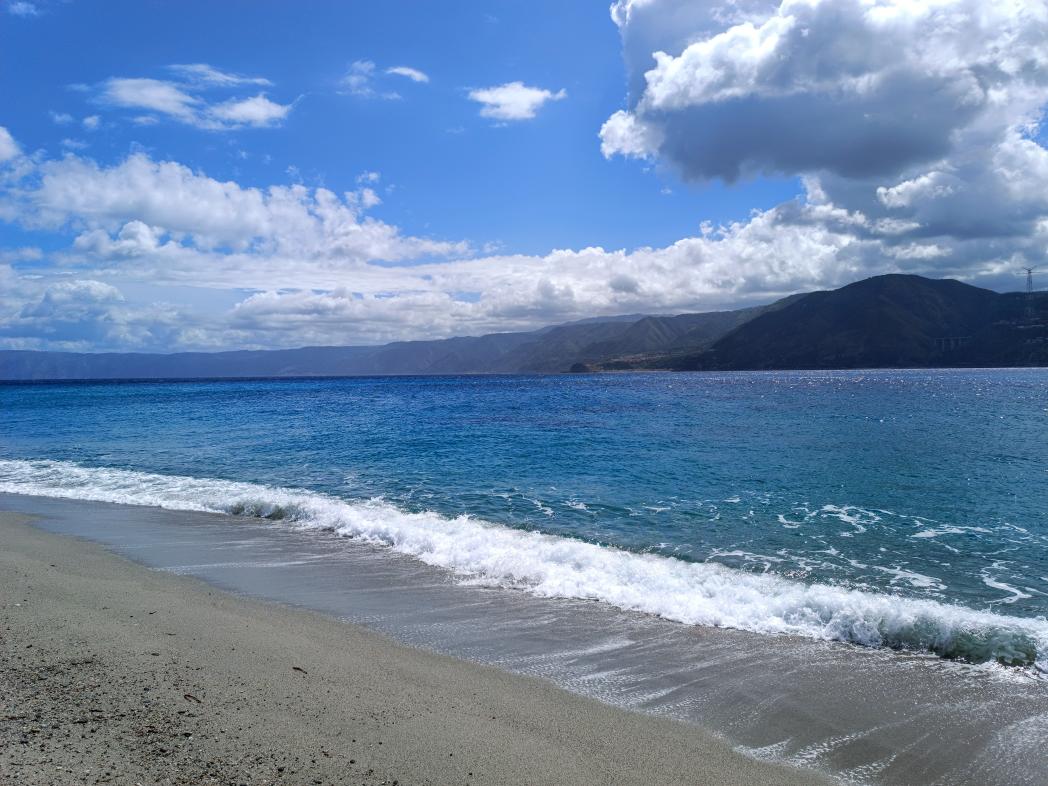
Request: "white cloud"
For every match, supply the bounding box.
[0,277,191,351]
[599,110,660,158]
[16,152,465,264]
[82,115,101,130]
[603,0,1048,182]
[94,66,292,130]
[50,111,73,125]
[339,60,401,99]
[876,173,957,210]
[208,94,293,128]
[0,126,20,162]
[23,279,124,315]
[340,60,376,96]
[101,78,200,122]
[589,0,1048,294]
[468,82,567,121]
[206,206,876,347]
[347,187,382,210]
[7,1,38,16]
[0,247,42,263]
[168,64,273,87]
[386,66,430,83]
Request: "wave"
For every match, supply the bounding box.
[1,458,1046,672]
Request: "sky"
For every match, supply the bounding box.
[1,0,1048,352]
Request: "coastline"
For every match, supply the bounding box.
[0,511,819,786]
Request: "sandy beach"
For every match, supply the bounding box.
[0,511,821,786]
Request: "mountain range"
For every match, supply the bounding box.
[2,275,1046,380]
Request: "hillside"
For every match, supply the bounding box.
[669,275,1048,370]
[0,301,772,380]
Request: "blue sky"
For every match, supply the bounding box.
[1,0,1047,351]
[4,0,797,255]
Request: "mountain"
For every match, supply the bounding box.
[0,301,779,381]
[668,275,1048,370]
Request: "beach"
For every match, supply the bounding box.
[0,511,819,786]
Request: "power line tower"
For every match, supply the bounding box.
[1023,266,1036,322]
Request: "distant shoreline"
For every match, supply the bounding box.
[1,364,1047,385]
[3,275,1046,380]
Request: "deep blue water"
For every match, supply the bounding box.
[2,370,1046,617]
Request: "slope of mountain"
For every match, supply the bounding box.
[504,298,805,372]
[669,275,1048,370]
[0,303,766,380]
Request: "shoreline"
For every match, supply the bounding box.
[0,511,820,786]
[5,492,1048,785]
[2,365,1047,385]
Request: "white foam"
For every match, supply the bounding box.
[871,564,946,592]
[912,525,992,539]
[982,566,1035,605]
[2,458,1046,671]
[820,504,877,536]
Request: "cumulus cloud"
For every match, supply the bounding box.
[9,152,466,269]
[208,94,293,127]
[0,126,20,162]
[20,279,123,318]
[202,204,879,347]
[0,278,195,351]
[602,0,1048,182]
[468,82,567,121]
[593,0,1048,293]
[94,65,293,130]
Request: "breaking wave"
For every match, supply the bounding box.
[2,458,1046,672]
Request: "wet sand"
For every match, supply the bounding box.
[0,512,819,786]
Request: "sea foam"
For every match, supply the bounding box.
[1,458,1045,671]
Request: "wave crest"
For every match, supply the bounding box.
[1,458,1045,671]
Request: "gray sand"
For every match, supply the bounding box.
[0,513,821,785]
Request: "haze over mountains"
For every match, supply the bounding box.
[2,275,1046,381]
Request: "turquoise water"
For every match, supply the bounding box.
[2,370,1047,667]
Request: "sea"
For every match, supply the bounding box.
[2,369,1048,783]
